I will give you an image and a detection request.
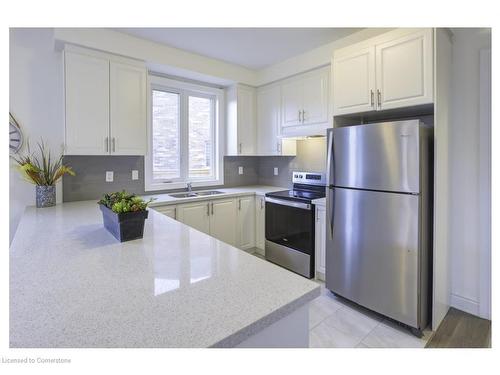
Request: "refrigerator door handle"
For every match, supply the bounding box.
[328,187,335,239]
[326,130,334,187]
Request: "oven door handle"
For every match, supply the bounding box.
[265,197,312,210]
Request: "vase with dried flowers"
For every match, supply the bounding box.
[11,140,75,208]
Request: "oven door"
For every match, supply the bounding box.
[265,197,315,277]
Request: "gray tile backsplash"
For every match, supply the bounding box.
[62,137,327,202]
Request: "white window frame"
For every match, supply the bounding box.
[145,75,224,192]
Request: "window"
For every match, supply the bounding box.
[145,75,223,191]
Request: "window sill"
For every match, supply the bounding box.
[144,179,223,193]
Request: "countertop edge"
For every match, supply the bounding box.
[210,285,320,348]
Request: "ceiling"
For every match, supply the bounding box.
[115,28,362,70]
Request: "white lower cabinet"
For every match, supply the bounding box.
[315,204,326,280]
[210,198,238,246]
[255,196,266,254]
[177,201,211,234]
[153,205,177,219]
[237,196,255,251]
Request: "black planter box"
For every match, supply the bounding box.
[99,204,149,242]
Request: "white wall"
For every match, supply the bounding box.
[9,28,64,242]
[449,28,491,317]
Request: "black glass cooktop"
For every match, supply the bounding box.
[266,187,325,203]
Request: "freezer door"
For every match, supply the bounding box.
[332,120,420,193]
[325,187,420,328]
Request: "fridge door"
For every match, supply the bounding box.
[332,120,420,193]
[326,187,420,328]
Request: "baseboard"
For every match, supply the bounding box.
[450,294,479,316]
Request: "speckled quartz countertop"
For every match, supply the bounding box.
[10,186,319,348]
[142,185,288,207]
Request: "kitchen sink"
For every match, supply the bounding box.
[168,190,224,198]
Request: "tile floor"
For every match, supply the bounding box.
[309,282,432,348]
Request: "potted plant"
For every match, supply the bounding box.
[98,191,154,242]
[11,140,75,208]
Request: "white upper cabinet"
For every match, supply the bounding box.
[332,46,376,115]
[281,79,303,127]
[109,62,147,155]
[64,51,110,155]
[332,29,434,116]
[256,84,296,156]
[226,84,256,155]
[64,46,147,156]
[280,66,330,137]
[281,66,330,129]
[375,29,433,110]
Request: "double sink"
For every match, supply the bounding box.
[168,190,224,199]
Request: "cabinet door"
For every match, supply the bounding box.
[210,198,237,245]
[302,68,329,125]
[375,29,433,110]
[332,46,376,115]
[154,205,177,220]
[237,196,256,251]
[64,51,110,155]
[281,78,303,127]
[110,62,147,155]
[177,201,210,234]
[256,85,281,155]
[237,86,256,155]
[315,205,326,280]
[254,196,266,254]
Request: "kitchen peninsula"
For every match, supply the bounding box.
[10,199,319,348]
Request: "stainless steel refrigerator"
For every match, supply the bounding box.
[325,120,433,334]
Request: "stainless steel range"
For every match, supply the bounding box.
[264,171,326,278]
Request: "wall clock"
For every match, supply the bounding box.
[9,113,23,154]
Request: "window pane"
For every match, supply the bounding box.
[188,96,213,178]
[152,90,180,180]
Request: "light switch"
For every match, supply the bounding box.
[132,170,139,180]
[238,166,244,175]
[106,171,114,182]
[273,167,279,176]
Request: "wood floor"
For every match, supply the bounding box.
[426,308,491,348]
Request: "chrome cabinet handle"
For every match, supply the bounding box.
[112,137,116,152]
[174,207,177,220]
[370,90,374,107]
[377,90,381,109]
[260,198,264,209]
[105,137,109,153]
[238,143,242,154]
[298,110,301,122]
[238,199,241,210]
[301,110,305,123]
[206,203,210,216]
[211,202,214,215]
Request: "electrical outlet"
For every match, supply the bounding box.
[106,171,114,182]
[273,167,279,176]
[132,170,139,180]
[238,166,244,175]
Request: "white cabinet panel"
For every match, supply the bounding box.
[64,51,110,155]
[315,205,326,280]
[110,62,147,155]
[257,85,281,155]
[255,196,266,254]
[375,29,433,109]
[154,205,177,219]
[281,79,303,127]
[210,198,237,246]
[226,85,256,155]
[177,201,210,234]
[237,196,255,251]
[302,69,329,125]
[333,46,376,115]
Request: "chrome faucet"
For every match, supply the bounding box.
[186,182,193,193]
